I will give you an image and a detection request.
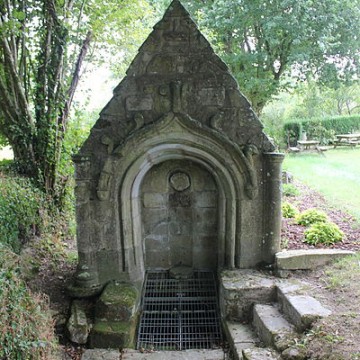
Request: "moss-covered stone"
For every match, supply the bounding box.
[89,319,136,349]
[95,281,138,322]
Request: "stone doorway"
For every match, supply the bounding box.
[142,160,218,271]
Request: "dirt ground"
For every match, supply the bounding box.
[27,180,360,359]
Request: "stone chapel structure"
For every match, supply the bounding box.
[71,0,284,297]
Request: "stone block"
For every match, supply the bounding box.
[252,304,296,351]
[126,95,153,111]
[277,293,331,332]
[143,193,166,208]
[242,348,281,360]
[82,349,120,360]
[95,281,138,322]
[121,349,225,360]
[220,270,277,321]
[275,249,355,271]
[66,300,92,345]
[225,322,259,360]
[194,191,217,208]
[89,320,135,349]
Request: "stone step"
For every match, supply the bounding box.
[277,283,332,331]
[121,349,226,359]
[82,348,226,360]
[252,304,296,351]
[224,322,259,360]
[242,348,281,360]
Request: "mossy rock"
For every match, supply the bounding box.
[89,320,136,349]
[96,281,138,322]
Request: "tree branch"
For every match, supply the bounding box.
[61,30,92,129]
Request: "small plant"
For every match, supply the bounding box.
[0,245,57,359]
[282,202,298,218]
[282,183,300,197]
[304,221,344,246]
[296,208,328,226]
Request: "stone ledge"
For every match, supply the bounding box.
[275,249,355,271]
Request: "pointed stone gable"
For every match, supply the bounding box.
[71,1,284,300]
[80,0,274,157]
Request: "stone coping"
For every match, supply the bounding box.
[275,249,355,271]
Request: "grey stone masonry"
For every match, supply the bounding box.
[224,322,259,360]
[242,348,281,360]
[72,0,283,326]
[277,282,331,332]
[252,304,296,351]
[220,270,277,321]
[121,349,226,360]
[275,249,355,272]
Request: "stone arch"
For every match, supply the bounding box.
[113,112,249,283]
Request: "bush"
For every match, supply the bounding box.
[0,176,48,253]
[0,245,57,359]
[284,114,360,146]
[296,208,328,226]
[282,202,298,218]
[304,222,344,246]
[282,183,300,197]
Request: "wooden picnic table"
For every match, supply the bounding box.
[334,133,360,148]
[297,140,320,150]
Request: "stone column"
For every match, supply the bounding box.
[262,153,285,264]
[69,155,102,297]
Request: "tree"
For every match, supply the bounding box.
[0,0,154,204]
[183,0,360,114]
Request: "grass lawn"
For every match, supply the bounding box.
[283,147,360,222]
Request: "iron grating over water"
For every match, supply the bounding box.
[137,270,223,351]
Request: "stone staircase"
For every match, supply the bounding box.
[221,271,332,360]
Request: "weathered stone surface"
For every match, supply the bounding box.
[225,322,259,360]
[277,293,331,331]
[89,320,136,349]
[95,281,138,322]
[220,270,277,321]
[242,348,281,360]
[81,349,120,360]
[66,300,92,345]
[275,249,355,270]
[281,346,307,360]
[121,349,225,360]
[252,304,296,351]
[72,0,283,305]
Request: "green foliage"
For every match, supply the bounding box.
[0,245,57,359]
[284,115,360,145]
[282,183,300,197]
[0,176,47,253]
[282,202,298,218]
[304,222,344,246]
[296,208,328,226]
[183,0,360,113]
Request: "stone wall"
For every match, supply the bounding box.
[142,160,218,270]
[71,0,284,296]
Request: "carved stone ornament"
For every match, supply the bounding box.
[170,172,191,191]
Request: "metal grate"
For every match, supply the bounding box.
[137,270,223,351]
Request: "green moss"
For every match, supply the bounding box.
[93,320,131,334]
[100,282,137,308]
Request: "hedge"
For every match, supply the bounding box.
[284,115,360,146]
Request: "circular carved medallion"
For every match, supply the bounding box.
[170,172,190,192]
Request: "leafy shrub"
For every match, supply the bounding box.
[0,176,47,253]
[282,183,300,197]
[282,202,298,218]
[0,245,57,359]
[296,208,328,226]
[304,222,344,246]
[284,115,360,146]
